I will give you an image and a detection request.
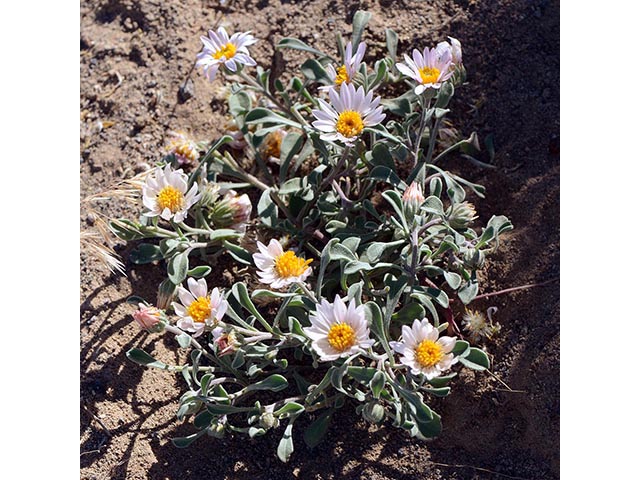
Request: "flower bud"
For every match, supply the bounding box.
[361,401,386,424]
[132,303,166,332]
[463,248,485,269]
[224,119,247,150]
[448,201,477,230]
[213,330,239,357]
[198,182,222,208]
[402,182,425,218]
[203,189,252,232]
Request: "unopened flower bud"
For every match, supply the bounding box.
[224,120,247,150]
[463,248,485,269]
[133,303,166,332]
[361,401,385,424]
[203,189,252,232]
[402,182,425,218]
[198,182,222,208]
[213,330,239,357]
[448,201,477,230]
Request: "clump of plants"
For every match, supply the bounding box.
[113,11,512,461]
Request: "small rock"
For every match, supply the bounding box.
[179,78,195,103]
[86,213,96,226]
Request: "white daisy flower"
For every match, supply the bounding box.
[196,27,258,82]
[252,239,313,289]
[390,318,457,379]
[303,295,375,361]
[321,41,366,91]
[172,278,228,337]
[142,164,201,223]
[311,83,385,145]
[396,47,454,95]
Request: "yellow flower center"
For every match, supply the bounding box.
[327,323,356,352]
[335,110,364,138]
[274,251,312,278]
[418,66,441,84]
[213,43,237,60]
[415,340,443,368]
[156,186,185,213]
[335,65,349,86]
[186,296,212,323]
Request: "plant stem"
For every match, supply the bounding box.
[472,277,558,301]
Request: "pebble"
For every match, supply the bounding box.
[86,213,96,226]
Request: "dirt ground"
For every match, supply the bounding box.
[80,0,559,478]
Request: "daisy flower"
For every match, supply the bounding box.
[142,164,201,223]
[396,47,454,94]
[321,41,366,91]
[196,27,258,82]
[172,278,228,337]
[391,318,457,379]
[303,295,375,361]
[252,239,313,289]
[311,83,385,145]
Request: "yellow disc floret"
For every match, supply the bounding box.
[335,65,349,86]
[213,42,237,60]
[274,251,312,278]
[418,66,441,85]
[187,296,212,323]
[157,186,185,213]
[335,110,364,138]
[414,340,443,368]
[327,323,356,352]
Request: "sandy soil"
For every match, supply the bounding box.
[80,0,559,478]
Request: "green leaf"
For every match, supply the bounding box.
[370,371,386,399]
[171,430,206,448]
[251,289,298,299]
[277,37,332,60]
[245,108,301,129]
[347,366,378,383]
[126,348,167,369]
[351,10,372,49]
[300,59,331,83]
[391,303,425,324]
[366,240,405,263]
[246,374,289,392]
[303,410,332,448]
[109,218,144,241]
[175,333,191,349]
[168,251,189,285]
[452,340,470,357]
[130,243,163,264]
[459,347,490,370]
[193,410,215,429]
[458,281,479,305]
[206,404,251,415]
[257,189,278,227]
[427,373,457,388]
[279,132,305,183]
[385,28,398,62]
[223,241,253,266]
[277,421,295,463]
[370,166,405,188]
[329,241,357,262]
[371,143,395,169]
[274,402,305,417]
[186,265,211,278]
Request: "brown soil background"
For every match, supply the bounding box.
[80,0,559,478]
